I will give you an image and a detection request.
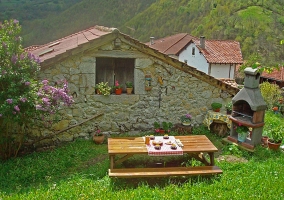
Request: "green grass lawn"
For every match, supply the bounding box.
[0,125,284,199]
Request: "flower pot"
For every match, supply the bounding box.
[96,89,102,95]
[237,132,247,142]
[93,135,105,144]
[267,139,281,150]
[159,129,165,134]
[261,136,269,146]
[182,122,191,126]
[213,108,220,112]
[115,88,122,95]
[126,88,133,95]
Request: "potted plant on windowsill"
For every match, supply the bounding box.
[125,81,133,95]
[235,123,249,142]
[211,102,222,112]
[93,129,105,144]
[113,80,122,95]
[180,113,192,126]
[95,82,111,95]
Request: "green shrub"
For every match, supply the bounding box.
[260,81,282,110]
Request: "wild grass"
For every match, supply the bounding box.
[0,126,284,200]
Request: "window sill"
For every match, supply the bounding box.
[92,94,139,104]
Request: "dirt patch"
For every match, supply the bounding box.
[216,155,248,163]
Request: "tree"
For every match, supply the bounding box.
[0,19,73,160]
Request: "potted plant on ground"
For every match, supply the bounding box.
[235,123,249,142]
[93,129,105,144]
[95,82,111,95]
[154,121,163,134]
[113,80,122,95]
[211,102,222,112]
[125,81,133,95]
[180,113,192,126]
[225,102,232,115]
[267,125,284,150]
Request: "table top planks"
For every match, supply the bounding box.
[108,135,218,155]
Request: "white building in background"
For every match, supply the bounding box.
[147,34,243,79]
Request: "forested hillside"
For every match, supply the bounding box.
[1,0,284,65]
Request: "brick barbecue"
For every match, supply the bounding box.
[228,67,267,148]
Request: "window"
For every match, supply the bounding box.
[192,47,195,56]
[96,57,135,93]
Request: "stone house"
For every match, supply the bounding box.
[27,26,239,143]
[147,33,243,79]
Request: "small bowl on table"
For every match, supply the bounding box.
[163,134,169,139]
[149,135,155,140]
[154,145,161,150]
[171,144,177,150]
[152,141,163,146]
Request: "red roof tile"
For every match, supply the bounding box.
[193,39,243,64]
[146,33,197,55]
[261,66,284,81]
[146,33,243,64]
[25,26,115,62]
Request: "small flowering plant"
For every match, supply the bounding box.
[113,80,122,89]
[235,123,249,136]
[180,113,192,123]
[95,82,111,95]
[94,129,103,136]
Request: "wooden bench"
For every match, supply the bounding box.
[109,166,222,178]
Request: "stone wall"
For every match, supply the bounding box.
[36,40,232,145]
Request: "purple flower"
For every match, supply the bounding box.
[20,53,25,60]
[20,97,27,102]
[42,97,50,105]
[2,42,7,49]
[185,114,192,119]
[42,80,49,85]
[14,105,20,112]
[6,99,13,104]
[13,111,16,115]
[11,54,18,64]
[25,82,30,86]
[13,19,19,24]
[0,114,2,117]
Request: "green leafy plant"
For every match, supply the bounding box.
[260,81,282,110]
[162,121,173,133]
[235,123,249,136]
[225,102,232,111]
[125,81,133,88]
[264,111,284,143]
[211,102,222,110]
[95,82,111,95]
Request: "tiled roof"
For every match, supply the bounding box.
[193,38,243,64]
[261,66,284,81]
[145,33,197,55]
[25,26,240,95]
[25,26,115,62]
[146,33,243,64]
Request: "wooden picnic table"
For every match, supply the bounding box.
[108,135,222,178]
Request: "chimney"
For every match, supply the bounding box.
[200,36,205,49]
[150,37,155,45]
